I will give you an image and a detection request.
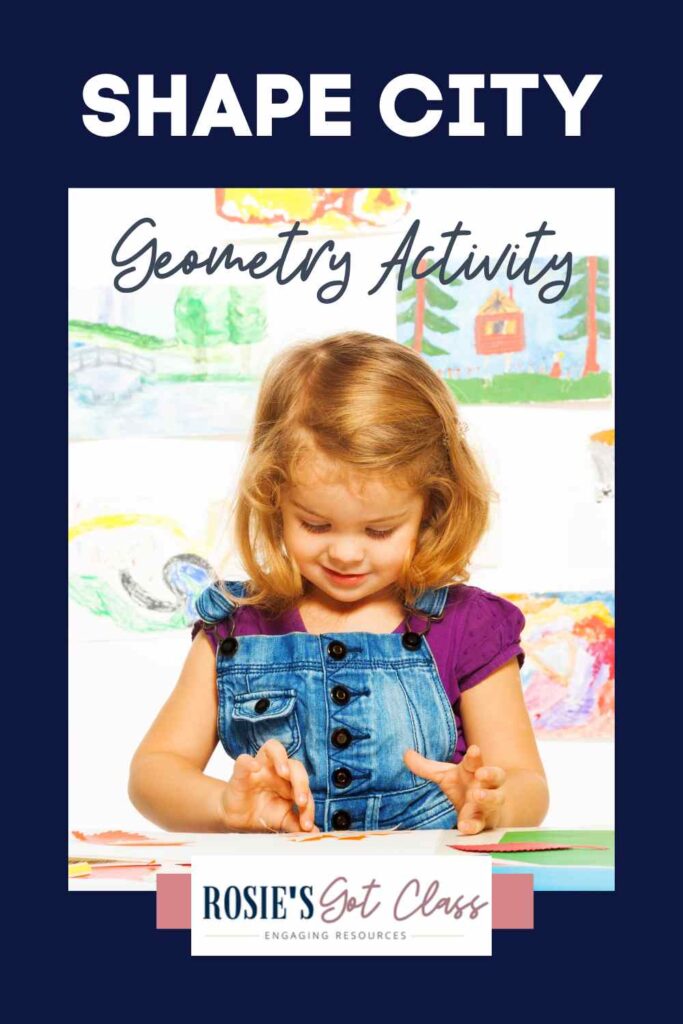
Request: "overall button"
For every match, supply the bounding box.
[331,810,351,830]
[332,767,352,788]
[331,728,352,749]
[254,698,270,714]
[402,631,422,651]
[331,685,350,706]
[219,636,239,657]
[327,640,347,660]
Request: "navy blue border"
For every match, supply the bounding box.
[11,3,667,999]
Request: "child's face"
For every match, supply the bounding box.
[281,453,426,605]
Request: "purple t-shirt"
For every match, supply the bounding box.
[193,584,525,764]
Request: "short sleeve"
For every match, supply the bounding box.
[457,591,526,692]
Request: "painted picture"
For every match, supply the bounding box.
[69,285,268,440]
[397,256,612,403]
[506,591,615,740]
[215,187,411,232]
[589,428,614,501]
[69,499,230,635]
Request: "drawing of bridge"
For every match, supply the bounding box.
[69,346,155,375]
[68,346,156,405]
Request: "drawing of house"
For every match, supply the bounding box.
[475,287,525,356]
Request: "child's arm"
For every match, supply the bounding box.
[455,658,549,829]
[404,658,549,833]
[128,632,317,833]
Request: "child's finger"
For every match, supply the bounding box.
[278,806,310,834]
[233,751,294,802]
[257,739,293,778]
[456,801,486,835]
[460,745,484,777]
[288,758,316,831]
[474,766,506,788]
[403,748,452,783]
[231,753,260,780]
[468,786,504,811]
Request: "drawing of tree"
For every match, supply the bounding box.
[397,259,457,356]
[558,257,610,376]
[174,288,211,367]
[225,285,267,375]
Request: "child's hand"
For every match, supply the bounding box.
[220,738,319,834]
[403,745,506,835]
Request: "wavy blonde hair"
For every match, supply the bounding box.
[219,332,494,616]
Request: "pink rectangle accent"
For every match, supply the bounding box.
[492,874,534,929]
[156,872,534,931]
[156,874,191,929]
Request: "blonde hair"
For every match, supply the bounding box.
[220,332,494,616]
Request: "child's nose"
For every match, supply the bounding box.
[327,537,365,565]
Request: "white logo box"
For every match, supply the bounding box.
[191,850,491,957]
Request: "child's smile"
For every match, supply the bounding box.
[281,452,426,610]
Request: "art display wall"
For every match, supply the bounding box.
[69,188,614,829]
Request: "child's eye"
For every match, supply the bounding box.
[300,521,329,534]
[299,521,395,540]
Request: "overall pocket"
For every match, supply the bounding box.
[231,689,302,759]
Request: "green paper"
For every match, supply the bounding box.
[496,830,614,867]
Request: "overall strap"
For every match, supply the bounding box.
[194,580,250,624]
[411,585,450,620]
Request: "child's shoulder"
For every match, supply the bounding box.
[442,585,526,690]
[442,583,525,630]
[194,579,251,624]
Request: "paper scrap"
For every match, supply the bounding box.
[68,861,92,877]
[85,863,160,881]
[71,830,187,846]
[448,842,609,853]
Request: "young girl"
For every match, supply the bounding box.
[129,332,549,835]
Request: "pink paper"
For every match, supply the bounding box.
[72,863,161,881]
[72,830,187,846]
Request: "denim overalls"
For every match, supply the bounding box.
[195,581,458,831]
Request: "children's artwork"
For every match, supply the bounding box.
[397,257,612,403]
[505,592,615,739]
[68,506,222,634]
[215,188,411,232]
[69,284,268,440]
[590,428,614,500]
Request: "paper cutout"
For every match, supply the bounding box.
[288,829,402,843]
[68,861,92,877]
[83,863,161,881]
[449,842,608,853]
[71,829,187,846]
[495,830,614,867]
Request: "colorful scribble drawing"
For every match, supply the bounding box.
[69,511,218,633]
[505,592,614,739]
[589,428,614,501]
[68,284,267,439]
[396,258,612,403]
[215,187,410,231]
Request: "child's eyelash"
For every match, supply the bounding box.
[299,521,395,540]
